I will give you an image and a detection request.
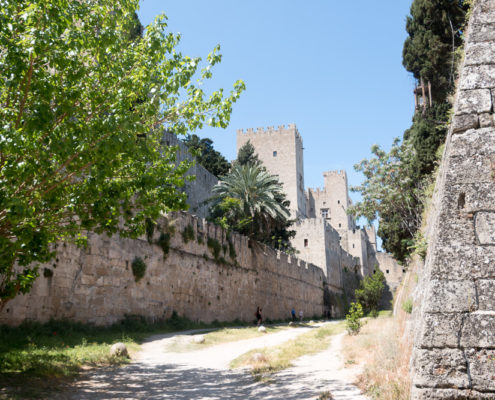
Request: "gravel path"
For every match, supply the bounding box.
[58,323,367,400]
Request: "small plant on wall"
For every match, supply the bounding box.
[182,224,195,243]
[131,257,147,282]
[207,237,222,260]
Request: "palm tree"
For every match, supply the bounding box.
[210,163,291,243]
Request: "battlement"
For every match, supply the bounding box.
[236,123,301,140]
[323,170,347,178]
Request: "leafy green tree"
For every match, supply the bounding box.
[345,302,364,335]
[0,0,245,310]
[236,140,261,167]
[209,164,295,251]
[355,268,386,313]
[183,134,231,177]
[350,139,427,262]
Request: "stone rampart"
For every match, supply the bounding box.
[0,212,325,326]
[411,1,495,398]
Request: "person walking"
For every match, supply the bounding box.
[299,309,303,322]
[291,307,296,322]
[256,306,263,326]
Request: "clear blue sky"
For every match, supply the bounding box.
[138,0,415,218]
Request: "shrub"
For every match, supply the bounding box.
[402,298,413,314]
[156,233,171,257]
[145,218,155,244]
[207,237,222,260]
[346,302,364,335]
[43,268,53,278]
[182,224,195,243]
[228,238,236,259]
[131,257,147,282]
[355,268,385,313]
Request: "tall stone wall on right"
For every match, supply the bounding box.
[411,1,495,398]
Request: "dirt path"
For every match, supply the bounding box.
[58,323,367,399]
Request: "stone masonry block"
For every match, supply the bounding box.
[460,65,495,90]
[475,211,495,244]
[425,280,477,313]
[450,127,495,157]
[477,279,495,311]
[411,387,495,400]
[466,348,495,391]
[446,154,495,185]
[480,112,495,128]
[452,113,479,133]
[464,41,495,66]
[456,89,492,115]
[419,313,463,348]
[413,348,469,389]
[449,183,495,213]
[469,23,495,43]
[475,245,495,279]
[460,312,495,348]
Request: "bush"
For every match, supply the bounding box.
[131,257,146,282]
[207,237,222,260]
[355,268,385,313]
[346,302,364,335]
[182,224,195,243]
[402,298,413,314]
[156,232,171,257]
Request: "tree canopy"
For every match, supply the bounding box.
[209,163,295,252]
[183,134,231,177]
[0,0,244,309]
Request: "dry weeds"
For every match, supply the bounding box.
[341,314,411,400]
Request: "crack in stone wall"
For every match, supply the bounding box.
[411,1,495,398]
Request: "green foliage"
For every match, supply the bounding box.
[197,235,204,245]
[207,237,222,260]
[131,257,146,282]
[409,231,428,260]
[145,219,156,244]
[156,233,171,257]
[209,163,295,252]
[345,302,364,335]
[183,134,231,177]
[181,224,195,243]
[402,298,413,314]
[355,269,385,313]
[236,140,261,167]
[228,238,236,260]
[43,268,53,278]
[351,0,472,263]
[0,0,244,308]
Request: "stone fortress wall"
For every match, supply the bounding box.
[410,1,495,398]
[0,212,325,326]
[163,131,218,219]
[240,125,404,313]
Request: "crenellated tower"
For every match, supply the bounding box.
[236,124,306,218]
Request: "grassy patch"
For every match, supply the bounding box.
[230,322,345,378]
[0,314,252,398]
[341,315,410,400]
[165,325,287,352]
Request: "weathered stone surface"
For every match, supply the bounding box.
[425,280,477,313]
[411,387,495,399]
[460,65,495,90]
[413,348,469,389]
[480,112,495,128]
[452,113,479,133]
[475,212,495,244]
[456,88,492,114]
[464,41,495,66]
[446,154,495,184]
[466,348,495,391]
[450,127,495,157]
[469,23,495,43]
[460,313,495,348]
[418,313,463,349]
[477,279,495,311]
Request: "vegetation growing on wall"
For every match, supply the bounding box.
[181,224,195,243]
[350,0,472,262]
[207,237,222,260]
[131,257,147,282]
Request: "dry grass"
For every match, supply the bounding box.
[230,322,346,378]
[341,314,411,400]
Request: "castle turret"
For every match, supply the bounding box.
[236,124,306,218]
